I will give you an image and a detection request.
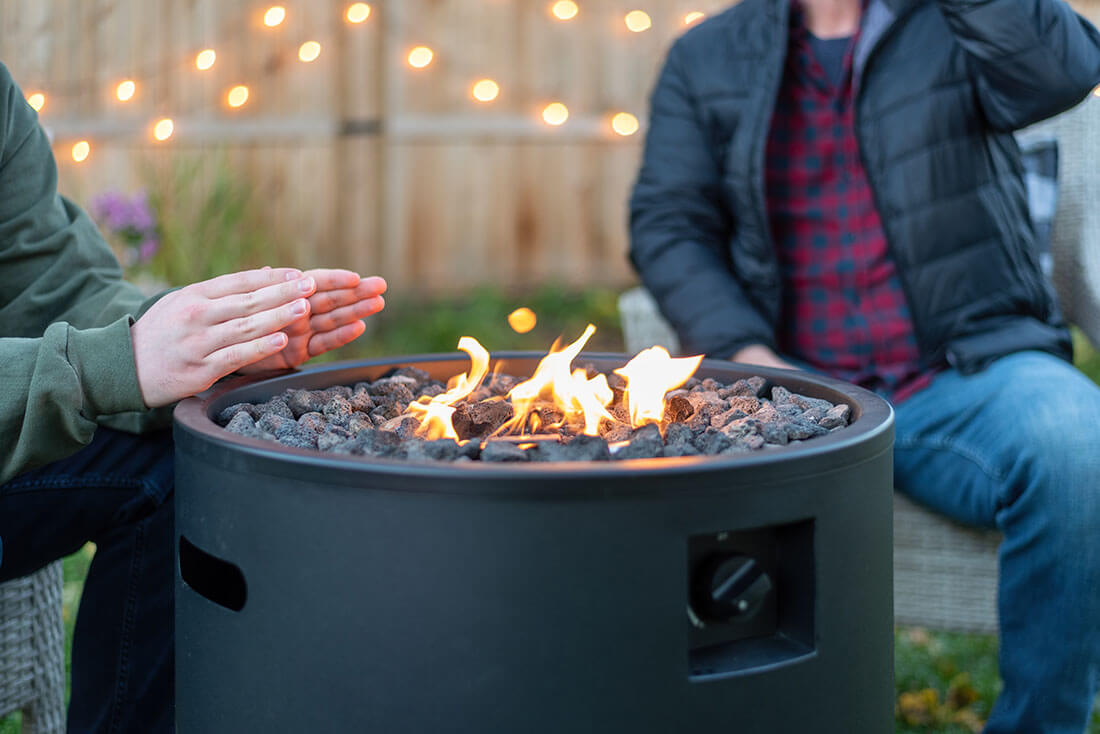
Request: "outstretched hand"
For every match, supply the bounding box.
[239,268,386,373]
[131,267,386,408]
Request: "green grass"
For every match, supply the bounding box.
[3,300,1099,732]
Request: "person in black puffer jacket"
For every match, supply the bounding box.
[630,0,1100,730]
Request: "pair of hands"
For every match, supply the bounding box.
[132,267,387,408]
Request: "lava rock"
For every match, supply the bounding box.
[358,429,403,458]
[771,386,794,405]
[666,394,695,423]
[276,429,317,450]
[256,412,296,438]
[722,377,766,398]
[452,400,514,440]
[368,378,416,406]
[480,441,530,462]
[786,420,829,441]
[663,422,701,457]
[819,403,851,430]
[216,402,255,426]
[720,416,762,439]
[694,428,733,455]
[370,402,403,423]
[775,403,803,420]
[393,366,431,386]
[347,413,374,435]
[323,385,353,400]
[225,411,258,436]
[257,396,294,421]
[287,390,324,418]
[349,388,375,414]
[323,396,354,427]
[760,422,790,445]
[726,396,761,414]
[800,404,829,424]
[417,383,446,400]
[488,374,519,396]
[600,423,633,444]
[405,438,462,462]
[380,415,421,440]
[564,435,611,461]
[700,378,721,392]
[297,411,328,435]
[317,425,353,452]
[614,424,665,460]
[710,408,749,429]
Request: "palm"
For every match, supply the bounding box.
[240,269,386,373]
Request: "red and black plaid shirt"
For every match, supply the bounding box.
[764,5,935,403]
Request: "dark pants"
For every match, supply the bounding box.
[0,427,175,733]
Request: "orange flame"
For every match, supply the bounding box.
[614,346,704,426]
[406,336,489,440]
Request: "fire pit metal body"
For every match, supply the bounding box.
[173,353,895,733]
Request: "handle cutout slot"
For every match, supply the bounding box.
[179,535,247,612]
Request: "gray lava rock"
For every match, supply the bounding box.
[417,384,446,400]
[480,441,530,462]
[666,394,695,423]
[276,429,317,450]
[720,416,762,439]
[393,366,431,386]
[488,374,519,396]
[349,388,375,414]
[358,429,403,458]
[800,404,829,423]
[601,423,633,444]
[727,396,761,414]
[663,422,700,457]
[257,396,294,420]
[323,385,353,400]
[370,402,403,423]
[347,413,374,435]
[380,415,421,440]
[297,411,328,435]
[771,385,794,405]
[760,422,790,445]
[257,412,296,438]
[216,402,255,426]
[710,408,748,429]
[614,424,665,460]
[368,378,416,406]
[317,425,353,452]
[695,428,733,455]
[405,438,462,462]
[286,390,324,418]
[786,420,829,441]
[819,403,851,430]
[225,411,258,436]
[323,396,354,427]
[564,435,611,461]
[776,403,803,420]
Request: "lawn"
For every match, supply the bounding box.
[3,291,1099,733]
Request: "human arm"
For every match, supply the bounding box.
[731,344,798,370]
[629,40,777,359]
[936,0,1100,129]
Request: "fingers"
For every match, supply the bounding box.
[204,275,317,324]
[303,269,361,291]
[307,296,385,333]
[207,332,291,375]
[194,268,302,299]
[306,276,388,315]
[308,320,368,357]
[205,298,312,354]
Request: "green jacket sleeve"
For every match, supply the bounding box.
[0,62,165,485]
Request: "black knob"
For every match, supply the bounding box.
[695,554,773,623]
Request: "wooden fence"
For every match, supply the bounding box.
[2,0,1097,292]
[0,0,734,292]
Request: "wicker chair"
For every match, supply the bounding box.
[618,94,1099,634]
[0,560,66,733]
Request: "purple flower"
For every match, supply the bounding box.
[88,189,160,269]
[138,237,159,262]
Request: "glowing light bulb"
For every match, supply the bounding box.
[27,92,45,112]
[71,141,90,163]
[116,80,136,102]
[227,85,250,108]
[471,79,500,103]
[684,11,706,25]
[551,1,579,20]
[407,46,434,69]
[346,2,371,23]
[1094,85,1100,97]
[611,112,639,136]
[298,41,321,62]
[624,10,652,32]
[508,308,537,334]
[153,118,174,141]
[196,49,216,70]
[542,102,569,126]
[263,6,286,27]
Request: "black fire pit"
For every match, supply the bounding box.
[173,353,895,733]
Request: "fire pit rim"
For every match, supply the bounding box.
[173,352,894,492]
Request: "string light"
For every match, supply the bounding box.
[298,41,322,62]
[27,92,45,112]
[346,3,371,23]
[471,79,500,103]
[227,85,250,108]
[1094,85,1100,97]
[624,10,652,32]
[551,1,579,21]
[116,80,136,102]
[611,112,639,136]
[71,141,91,163]
[542,102,569,126]
[407,46,434,69]
[683,11,706,25]
[153,118,174,141]
[263,6,286,27]
[196,49,216,70]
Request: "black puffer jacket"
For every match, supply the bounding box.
[629,0,1100,373]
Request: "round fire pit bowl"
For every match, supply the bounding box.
[173,353,895,734]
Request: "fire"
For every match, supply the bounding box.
[406,337,490,440]
[614,347,704,426]
[404,325,704,441]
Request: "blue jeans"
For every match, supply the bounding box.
[0,427,175,734]
[894,351,1100,733]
